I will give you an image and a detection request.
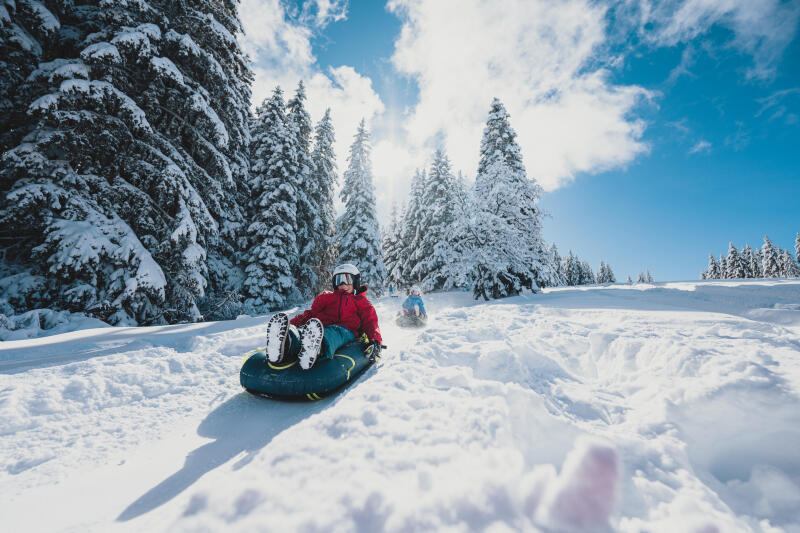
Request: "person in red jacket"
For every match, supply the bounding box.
[264,263,382,370]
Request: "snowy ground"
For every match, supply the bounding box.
[2,280,800,532]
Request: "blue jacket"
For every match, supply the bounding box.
[402,294,426,315]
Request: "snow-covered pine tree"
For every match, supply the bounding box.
[243,88,300,311]
[741,244,756,278]
[382,202,403,288]
[637,271,645,283]
[646,269,654,283]
[626,275,633,284]
[165,0,254,318]
[755,247,763,277]
[471,98,549,299]
[443,169,475,289]
[706,254,720,279]
[337,119,386,294]
[795,233,800,267]
[1,0,254,324]
[579,261,594,285]
[397,168,426,285]
[779,248,798,278]
[0,0,61,153]
[1,2,174,325]
[386,201,409,286]
[604,262,616,283]
[596,261,605,283]
[411,148,465,291]
[309,107,338,294]
[761,235,779,277]
[726,242,745,279]
[719,255,728,278]
[286,81,316,296]
[563,251,581,286]
[547,244,566,287]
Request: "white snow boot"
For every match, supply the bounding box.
[414,304,420,317]
[265,312,290,364]
[298,318,324,370]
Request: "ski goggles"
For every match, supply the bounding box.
[333,273,354,286]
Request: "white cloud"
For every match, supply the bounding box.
[239,0,384,197]
[302,0,348,28]
[755,88,800,124]
[689,140,711,154]
[306,66,385,179]
[640,0,800,81]
[236,0,798,226]
[387,0,652,192]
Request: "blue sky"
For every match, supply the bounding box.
[240,0,799,282]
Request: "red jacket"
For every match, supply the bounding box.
[290,286,382,343]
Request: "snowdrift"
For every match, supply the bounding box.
[1,280,799,532]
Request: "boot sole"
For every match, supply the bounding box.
[266,313,289,363]
[298,319,324,370]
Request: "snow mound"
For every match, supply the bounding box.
[0,280,799,532]
[0,309,108,341]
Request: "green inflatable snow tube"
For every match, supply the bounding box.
[239,340,374,401]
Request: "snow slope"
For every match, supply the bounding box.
[1,280,800,532]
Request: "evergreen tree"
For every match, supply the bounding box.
[755,247,764,277]
[397,168,426,285]
[1,0,253,324]
[548,244,566,287]
[337,119,386,294]
[386,201,408,287]
[795,233,800,267]
[726,242,745,279]
[779,248,798,278]
[761,235,779,277]
[580,261,594,285]
[706,254,720,280]
[646,269,654,283]
[563,251,581,286]
[411,148,465,291]
[243,88,299,311]
[471,98,549,299]
[286,81,316,296]
[0,0,61,152]
[626,275,633,284]
[166,0,254,314]
[309,108,338,294]
[637,272,645,283]
[382,202,403,287]
[440,170,473,289]
[719,255,728,279]
[2,3,173,324]
[741,244,757,278]
[604,262,616,283]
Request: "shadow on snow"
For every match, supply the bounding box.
[117,363,379,522]
[117,391,326,522]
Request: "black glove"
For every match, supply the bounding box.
[365,339,382,361]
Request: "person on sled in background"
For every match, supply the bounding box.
[264,264,383,370]
[402,287,427,318]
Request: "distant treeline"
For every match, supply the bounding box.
[701,235,800,279]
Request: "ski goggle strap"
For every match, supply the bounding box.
[333,273,354,286]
